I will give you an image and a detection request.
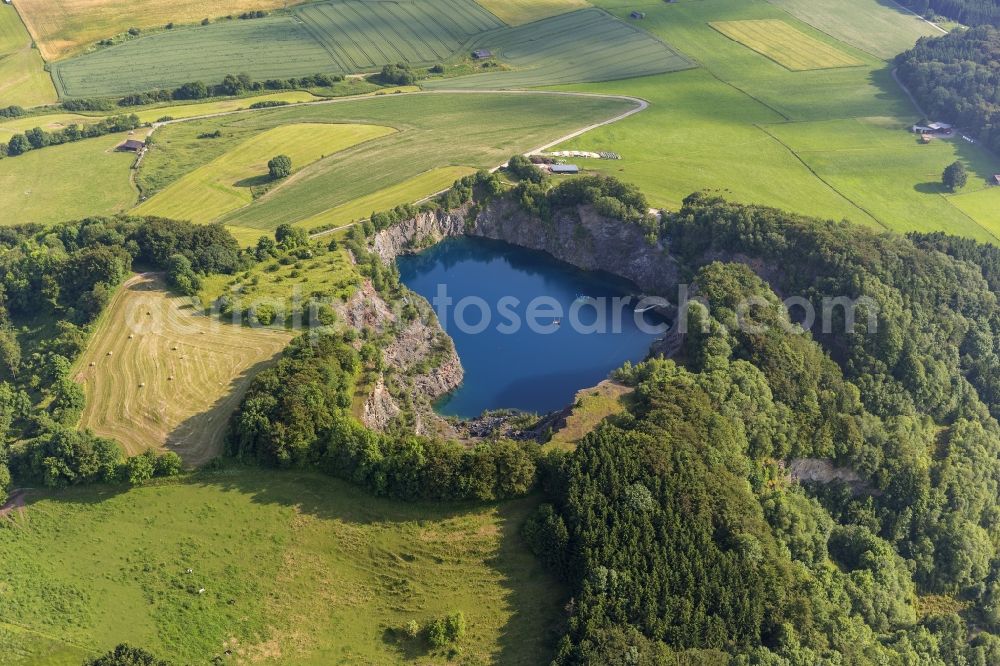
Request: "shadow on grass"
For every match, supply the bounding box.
[915,181,948,194]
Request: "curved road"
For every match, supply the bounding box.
[143,88,649,237]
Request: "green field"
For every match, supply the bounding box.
[296,0,503,71]
[52,1,686,98]
[0,469,562,664]
[131,91,634,238]
[75,274,293,465]
[427,8,693,89]
[0,5,56,107]
[0,132,137,225]
[710,19,864,71]
[475,0,591,25]
[135,123,395,223]
[767,0,942,59]
[549,0,1000,239]
[298,165,476,232]
[51,0,503,98]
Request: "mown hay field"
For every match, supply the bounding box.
[12,0,306,61]
[134,122,395,223]
[0,469,563,664]
[74,274,293,466]
[0,5,56,107]
[767,0,941,59]
[426,8,694,89]
[0,131,137,225]
[709,19,864,71]
[475,0,591,25]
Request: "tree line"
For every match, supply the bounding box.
[0,217,248,503]
[0,114,141,159]
[896,26,1000,156]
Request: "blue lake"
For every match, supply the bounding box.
[397,237,665,418]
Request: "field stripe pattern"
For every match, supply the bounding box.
[709,19,864,71]
[75,274,293,465]
[134,122,395,222]
[426,9,694,89]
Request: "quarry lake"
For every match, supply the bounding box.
[397,237,666,418]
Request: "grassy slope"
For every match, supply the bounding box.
[297,165,476,232]
[552,0,1000,240]
[0,469,563,665]
[0,131,136,226]
[74,274,292,466]
[709,19,864,71]
[766,0,942,59]
[475,0,592,25]
[0,5,56,108]
[13,0,305,61]
[134,123,395,223]
[134,92,632,236]
[424,8,694,90]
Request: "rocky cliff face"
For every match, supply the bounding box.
[473,199,679,295]
[372,199,679,295]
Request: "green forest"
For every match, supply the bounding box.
[896,26,1000,155]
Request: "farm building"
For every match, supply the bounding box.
[993,175,1000,186]
[630,11,646,19]
[551,164,580,174]
[913,121,953,135]
[472,49,493,60]
[118,139,145,152]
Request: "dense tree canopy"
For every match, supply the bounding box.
[896,26,1000,155]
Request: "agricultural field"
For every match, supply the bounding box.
[11,0,306,61]
[0,469,562,664]
[0,4,56,107]
[710,19,864,71]
[299,165,476,232]
[475,0,591,25]
[767,0,942,59]
[296,0,503,71]
[74,274,293,466]
[134,123,395,223]
[425,8,694,89]
[130,91,634,239]
[53,1,685,98]
[0,131,137,225]
[551,0,1000,238]
[50,15,338,99]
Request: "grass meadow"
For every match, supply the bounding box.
[53,1,685,98]
[74,274,292,466]
[0,5,56,107]
[0,468,563,664]
[425,8,693,90]
[475,0,591,25]
[767,0,943,59]
[551,0,1000,239]
[134,123,395,223]
[709,19,864,71]
[133,91,634,239]
[297,165,476,233]
[0,131,137,225]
